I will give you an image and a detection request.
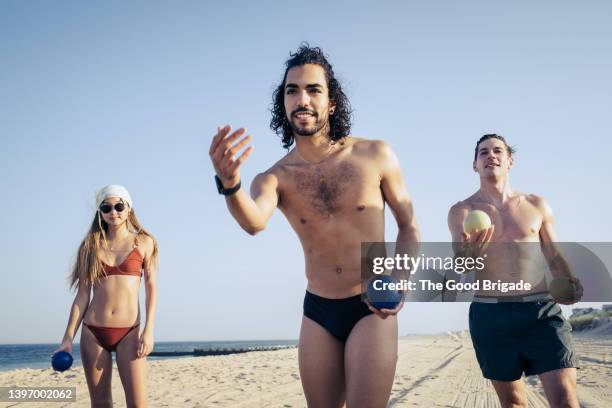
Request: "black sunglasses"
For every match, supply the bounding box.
[99,202,126,214]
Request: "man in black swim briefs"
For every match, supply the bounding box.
[209,44,419,407]
[448,134,582,408]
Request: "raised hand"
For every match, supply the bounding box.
[209,125,253,189]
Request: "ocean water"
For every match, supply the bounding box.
[0,340,297,372]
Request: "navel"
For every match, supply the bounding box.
[356,205,365,211]
[336,267,343,275]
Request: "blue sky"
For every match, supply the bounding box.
[1,1,611,343]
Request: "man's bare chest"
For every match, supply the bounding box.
[472,198,543,240]
[279,160,382,216]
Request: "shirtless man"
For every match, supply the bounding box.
[209,45,419,407]
[448,134,582,408]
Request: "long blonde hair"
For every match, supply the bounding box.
[69,206,158,290]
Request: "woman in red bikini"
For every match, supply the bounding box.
[55,185,158,407]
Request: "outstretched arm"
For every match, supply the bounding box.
[209,125,279,235]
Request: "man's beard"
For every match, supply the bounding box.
[289,110,329,137]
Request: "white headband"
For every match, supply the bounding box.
[95,185,133,209]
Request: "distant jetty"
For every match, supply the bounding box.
[150,345,297,357]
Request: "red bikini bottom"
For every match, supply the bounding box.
[83,322,139,352]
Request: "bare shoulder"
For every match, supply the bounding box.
[350,137,394,158]
[525,193,553,218]
[137,234,156,257]
[525,193,546,206]
[252,149,298,182]
[253,168,281,184]
[449,198,472,217]
[252,155,289,185]
[250,157,287,197]
[349,137,400,176]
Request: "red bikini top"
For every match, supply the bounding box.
[102,247,144,277]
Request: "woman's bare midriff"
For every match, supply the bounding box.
[84,276,141,327]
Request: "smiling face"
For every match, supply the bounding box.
[98,197,130,227]
[473,137,514,178]
[283,64,335,138]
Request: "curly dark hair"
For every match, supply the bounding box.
[474,133,516,162]
[270,43,352,149]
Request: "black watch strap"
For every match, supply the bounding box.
[215,175,241,196]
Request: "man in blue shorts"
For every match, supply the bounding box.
[448,134,582,407]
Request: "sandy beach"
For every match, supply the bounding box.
[1,333,610,407]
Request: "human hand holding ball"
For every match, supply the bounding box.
[366,274,404,319]
[51,342,73,372]
[549,276,583,305]
[461,210,494,258]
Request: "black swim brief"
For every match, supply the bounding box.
[303,291,373,342]
[469,300,580,381]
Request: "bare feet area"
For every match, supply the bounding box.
[1,333,610,407]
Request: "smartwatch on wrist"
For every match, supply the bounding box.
[215,175,241,196]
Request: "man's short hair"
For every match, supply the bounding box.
[474,134,516,162]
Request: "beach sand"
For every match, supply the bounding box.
[1,333,610,407]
